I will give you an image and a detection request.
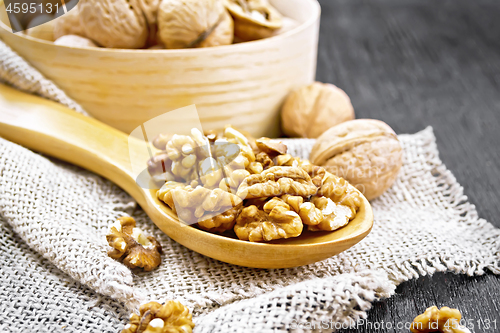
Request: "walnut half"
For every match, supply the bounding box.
[236,166,318,199]
[225,0,283,41]
[107,217,162,271]
[234,198,303,242]
[122,300,195,333]
[410,306,471,333]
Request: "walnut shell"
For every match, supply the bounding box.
[137,0,161,46]
[225,0,282,41]
[54,35,98,48]
[282,82,355,138]
[79,0,148,48]
[310,119,403,200]
[198,10,234,48]
[54,6,86,39]
[158,0,233,49]
[138,0,161,26]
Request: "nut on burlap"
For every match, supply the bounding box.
[310,119,403,200]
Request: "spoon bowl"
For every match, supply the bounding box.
[0,84,373,268]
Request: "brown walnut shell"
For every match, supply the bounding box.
[310,119,403,200]
[158,0,233,49]
[54,6,86,40]
[79,0,148,49]
[225,0,282,41]
[282,82,355,138]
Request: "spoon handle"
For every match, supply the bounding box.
[0,84,146,205]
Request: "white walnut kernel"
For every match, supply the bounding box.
[281,82,355,138]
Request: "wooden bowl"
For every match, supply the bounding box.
[0,0,320,137]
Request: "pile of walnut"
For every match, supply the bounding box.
[149,126,362,242]
[26,0,296,49]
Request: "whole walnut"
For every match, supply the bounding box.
[79,0,148,48]
[54,35,98,48]
[200,10,234,48]
[310,119,403,200]
[158,0,233,49]
[281,82,355,138]
[54,6,86,39]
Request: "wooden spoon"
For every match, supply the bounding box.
[0,84,373,268]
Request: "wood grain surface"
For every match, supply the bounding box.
[315,0,500,331]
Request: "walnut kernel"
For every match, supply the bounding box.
[317,173,361,216]
[234,201,303,242]
[256,137,288,156]
[157,182,242,227]
[410,306,471,333]
[121,300,195,333]
[107,217,162,271]
[308,196,353,231]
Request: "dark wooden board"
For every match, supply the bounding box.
[315,0,500,331]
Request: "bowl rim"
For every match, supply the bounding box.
[0,0,321,54]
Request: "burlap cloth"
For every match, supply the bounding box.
[1,40,499,332]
